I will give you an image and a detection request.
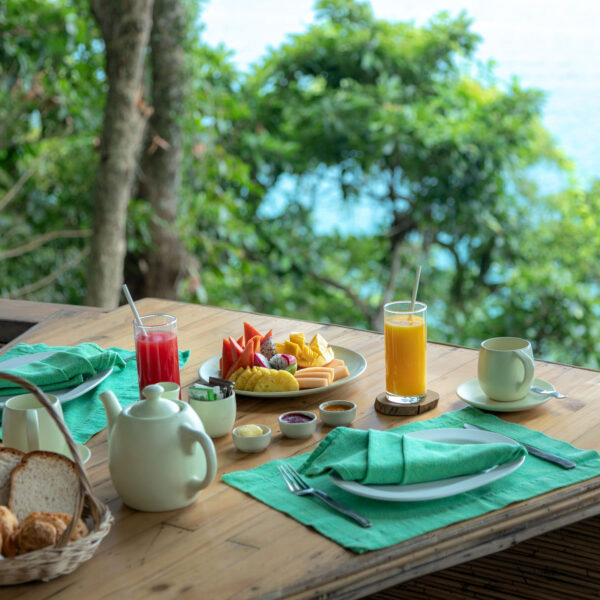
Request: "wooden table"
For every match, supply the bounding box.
[2,298,600,599]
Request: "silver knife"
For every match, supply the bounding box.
[463,423,576,470]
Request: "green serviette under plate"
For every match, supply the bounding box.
[299,427,527,485]
[0,342,127,393]
[0,343,190,444]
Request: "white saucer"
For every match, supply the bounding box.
[456,378,556,412]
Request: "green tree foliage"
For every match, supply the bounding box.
[0,0,103,301]
[0,0,598,367]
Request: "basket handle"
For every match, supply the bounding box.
[0,372,93,546]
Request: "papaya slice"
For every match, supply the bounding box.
[244,322,263,345]
[229,336,244,358]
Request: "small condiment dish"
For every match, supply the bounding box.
[278,411,317,439]
[232,424,271,453]
[319,400,356,427]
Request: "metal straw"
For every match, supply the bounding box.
[122,284,147,336]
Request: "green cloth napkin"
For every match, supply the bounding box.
[0,343,127,393]
[300,427,527,485]
[0,343,190,444]
[222,407,600,554]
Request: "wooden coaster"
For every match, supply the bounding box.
[375,390,439,416]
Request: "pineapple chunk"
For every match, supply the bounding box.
[245,367,267,391]
[229,367,245,382]
[234,367,255,390]
[253,369,299,392]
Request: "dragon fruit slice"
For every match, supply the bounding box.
[269,353,298,374]
[260,336,276,359]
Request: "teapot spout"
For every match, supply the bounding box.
[99,390,122,437]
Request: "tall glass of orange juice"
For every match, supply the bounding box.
[384,301,427,403]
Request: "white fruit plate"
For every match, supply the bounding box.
[197,345,367,398]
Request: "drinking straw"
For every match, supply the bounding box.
[122,284,147,336]
[410,266,422,312]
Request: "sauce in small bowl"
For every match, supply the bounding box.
[278,411,317,439]
[319,400,356,427]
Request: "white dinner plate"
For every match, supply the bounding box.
[329,428,525,501]
[0,352,113,406]
[198,345,367,398]
[456,377,555,412]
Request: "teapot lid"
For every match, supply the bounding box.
[129,384,180,418]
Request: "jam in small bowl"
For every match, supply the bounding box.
[319,400,356,427]
[278,411,317,439]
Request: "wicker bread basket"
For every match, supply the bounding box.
[0,372,113,585]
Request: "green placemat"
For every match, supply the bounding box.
[223,407,600,553]
[0,343,190,444]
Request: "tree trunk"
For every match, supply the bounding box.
[140,0,186,299]
[86,0,154,309]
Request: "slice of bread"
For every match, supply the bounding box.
[9,451,79,522]
[0,448,25,505]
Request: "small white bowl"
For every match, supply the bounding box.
[319,400,356,427]
[278,411,317,439]
[232,424,271,453]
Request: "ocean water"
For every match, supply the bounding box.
[203,0,600,233]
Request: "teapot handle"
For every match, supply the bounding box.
[181,425,218,491]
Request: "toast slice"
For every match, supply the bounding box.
[0,448,25,506]
[9,451,79,522]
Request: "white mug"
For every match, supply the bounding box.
[478,337,535,402]
[190,392,236,438]
[2,393,67,454]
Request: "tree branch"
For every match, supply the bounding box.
[0,161,39,211]
[7,248,90,298]
[0,229,91,259]
[306,270,373,323]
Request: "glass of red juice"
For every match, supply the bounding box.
[134,314,181,398]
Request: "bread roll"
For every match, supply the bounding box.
[11,512,89,555]
[0,505,19,556]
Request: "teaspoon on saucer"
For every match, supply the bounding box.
[530,386,567,399]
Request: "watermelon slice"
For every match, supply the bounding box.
[225,341,255,379]
[221,338,233,378]
[260,329,273,344]
[237,334,244,347]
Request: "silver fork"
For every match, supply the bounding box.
[530,386,567,399]
[277,464,371,528]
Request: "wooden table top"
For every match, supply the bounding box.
[2,298,600,599]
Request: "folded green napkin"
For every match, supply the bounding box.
[299,427,527,485]
[0,342,127,393]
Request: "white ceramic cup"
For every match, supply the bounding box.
[190,392,236,438]
[2,393,68,454]
[155,382,180,401]
[478,337,535,402]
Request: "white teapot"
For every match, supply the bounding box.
[99,384,217,511]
